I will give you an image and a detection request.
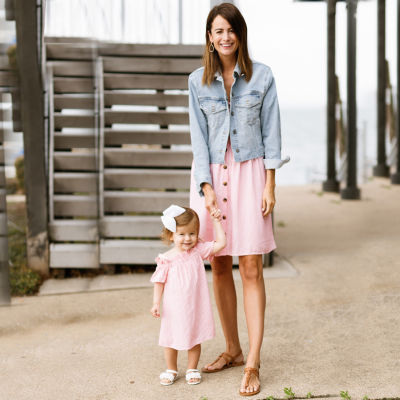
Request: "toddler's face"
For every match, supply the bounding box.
[172,220,199,252]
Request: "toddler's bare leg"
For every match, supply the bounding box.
[161,347,178,384]
[187,344,201,384]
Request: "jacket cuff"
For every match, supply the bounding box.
[263,156,290,169]
[199,179,213,197]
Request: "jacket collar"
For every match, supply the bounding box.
[214,62,243,81]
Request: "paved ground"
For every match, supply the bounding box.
[1,179,399,400]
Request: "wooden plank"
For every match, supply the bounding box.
[0,146,4,165]
[100,239,165,264]
[0,128,4,142]
[54,94,95,110]
[45,36,98,44]
[104,110,188,125]
[0,55,12,71]
[53,77,94,93]
[53,194,97,217]
[54,152,97,171]
[0,213,7,235]
[0,71,17,87]
[104,74,188,90]
[104,191,188,213]
[103,57,201,74]
[54,132,96,148]
[54,172,97,193]
[104,169,190,189]
[105,129,190,145]
[100,216,160,237]
[50,243,98,268]
[0,167,5,186]
[0,189,5,212]
[49,220,98,241]
[104,92,188,107]
[104,148,192,167]
[50,61,93,77]
[46,43,96,60]
[99,43,203,57]
[54,114,95,129]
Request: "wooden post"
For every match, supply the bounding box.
[341,0,360,200]
[14,0,49,276]
[0,95,11,305]
[391,0,400,184]
[373,0,390,177]
[323,0,340,192]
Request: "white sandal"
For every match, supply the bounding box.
[159,369,178,386]
[186,369,201,385]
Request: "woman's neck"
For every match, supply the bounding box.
[219,54,237,75]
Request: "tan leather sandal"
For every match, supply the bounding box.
[201,350,244,373]
[239,366,260,397]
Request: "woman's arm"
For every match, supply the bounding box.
[150,282,164,318]
[262,169,276,216]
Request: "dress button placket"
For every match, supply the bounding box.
[221,160,228,224]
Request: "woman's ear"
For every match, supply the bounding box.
[208,30,213,44]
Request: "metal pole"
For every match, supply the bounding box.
[341,0,360,199]
[178,0,183,43]
[391,0,400,184]
[373,0,390,177]
[323,0,339,192]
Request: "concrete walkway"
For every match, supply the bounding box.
[1,179,399,400]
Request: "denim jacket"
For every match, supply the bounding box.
[189,61,290,196]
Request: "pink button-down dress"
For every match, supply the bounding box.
[190,141,276,256]
[151,241,215,351]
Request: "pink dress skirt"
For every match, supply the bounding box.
[190,141,276,257]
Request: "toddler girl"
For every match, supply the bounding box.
[150,204,226,386]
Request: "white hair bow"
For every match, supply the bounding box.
[161,204,186,232]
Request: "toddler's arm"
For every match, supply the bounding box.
[210,209,227,254]
[150,282,164,318]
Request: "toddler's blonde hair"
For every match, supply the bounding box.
[161,207,200,245]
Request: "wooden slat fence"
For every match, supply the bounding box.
[47,39,203,268]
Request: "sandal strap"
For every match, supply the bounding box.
[160,370,177,381]
[186,369,201,380]
[219,349,243,365]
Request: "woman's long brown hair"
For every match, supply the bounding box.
[202,3,252,86]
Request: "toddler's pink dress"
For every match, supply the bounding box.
[151,241,215,351]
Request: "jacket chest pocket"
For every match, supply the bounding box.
[199,98,227,130]
[235,93,262,126]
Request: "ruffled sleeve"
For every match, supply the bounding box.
[195,241,215,261]
[150,256,170,283]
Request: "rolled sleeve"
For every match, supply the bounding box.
[260,70,290,170]
[188,75,213,196]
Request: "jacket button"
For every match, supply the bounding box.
[236,149,240,153]
[223,182,227,186]
[233,129,237,134]
[231,111,234,116]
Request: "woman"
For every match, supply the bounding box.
[189,3,289,397]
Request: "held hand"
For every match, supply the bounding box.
[210,207,222,221]
[150,303,160,318]
[202,183,219,217]
[262,185,276,216]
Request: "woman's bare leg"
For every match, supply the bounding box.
[238,254,265,394]
[203,255,243,370]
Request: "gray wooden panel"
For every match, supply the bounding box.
[105,129,190,145]
[103,57,201,74]
[104,149,192,167]
[53,77,94,93]
[100,239,165,264]
[0,213,7,235]
[54,114,95,129]
[54,94,95,110]
[50,243,98,268]
[49,220,98,241]
[100,215,160,237]
[0,55,12,70]
[104,110,188,125]
[50,61,93,77]
[104,74,188,90]
[0,167,5,186]
[104,92,188,107]
[0,146,4,164]
[54,172,97,193]
[0,189,6,211]
[104,191,189,213]
[53,194,98,217]
[54,152,97,171]
[0,71,17,87]
[46,43,96,60]
[54,132,96,148]
[0,128,4,142]
[99,43,203,57]
[45,36,97,44]
[104,169,190,189]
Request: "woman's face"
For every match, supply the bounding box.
[208,15,239,59]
